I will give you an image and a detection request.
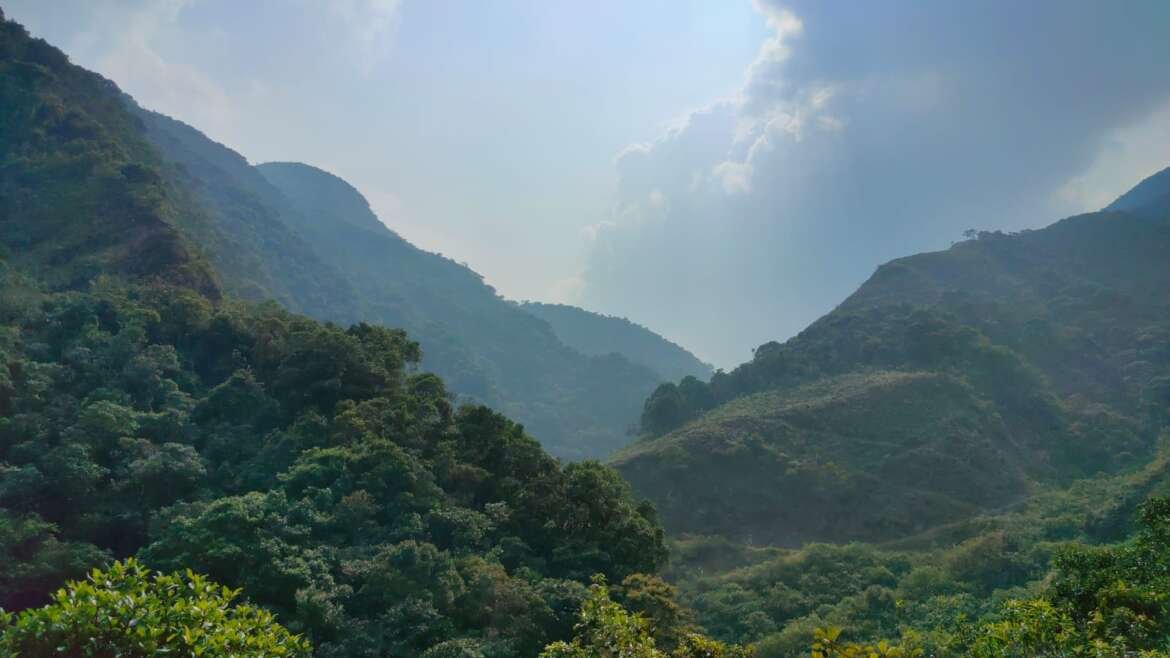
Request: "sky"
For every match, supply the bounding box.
[6,1,1170,367]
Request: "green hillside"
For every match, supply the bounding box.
[616,177,1170,546]
[618,371,1030,545]
[7,8,1170,657]
[0,15,217,296]
[0,12,670,655]
[520,302,713,383]
[255,161,663,459]
[128,106,363,323]
[664,444,1170,655]
[126,106,668,460]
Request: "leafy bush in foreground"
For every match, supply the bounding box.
[0,559,310,657]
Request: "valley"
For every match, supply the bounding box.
[2,6,1170,657]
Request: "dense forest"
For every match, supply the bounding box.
[610,165,1170,653]
[4,6,1170,657]
[0,12,677,655]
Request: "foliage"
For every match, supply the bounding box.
[0,271,667,655]
[0,14,681,655]
[786,497,1170,658]
[540,578,752,658]
[808,627,922,658]
[9,8,1170,658]
[660,451,1170,656]
[617,367,1148,545]
[0,5,677,465]
[0,558,310,656]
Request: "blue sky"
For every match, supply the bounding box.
[7,1,1170,367]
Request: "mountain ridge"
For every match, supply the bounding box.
[0,15,671,655]
[520,301,713,383]
[615,167,1170,545]
[125,110,694,459]
[1106,164,1170,216]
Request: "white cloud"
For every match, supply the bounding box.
[582,0,1170,368]
[88,1,241,139]
[1055,95,1170,212]
[4,0,256,148]
[713,161,753,195]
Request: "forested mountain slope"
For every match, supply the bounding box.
[129,106,364,323]
[615,173,1170,545]
[0,12,670,655]
[8,10,1170,657]
[0,16,218,296]
[520,302,713,383]
[255,162,663,459]
[126,106,665,459]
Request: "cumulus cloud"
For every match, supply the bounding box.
[1055,96,1170,211]
[581,0,1170,368]
[712,161,753,195]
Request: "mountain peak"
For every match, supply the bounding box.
[257,162,392,235]
[1105,164,1170,216]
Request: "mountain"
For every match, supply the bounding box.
[7,10,1170,657]
[520,302,713,383]
[1107,164,1170,218]
[0,12,669,655]
[255,161,664,458]
[125,108,667,460]
[0,15,218,297]
[613,170,1170,546]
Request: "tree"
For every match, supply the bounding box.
[0,559,310,656]
[641,383,688,435]
[615,573,697,651]
[540,578,752,658]
[540,578,665,658]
